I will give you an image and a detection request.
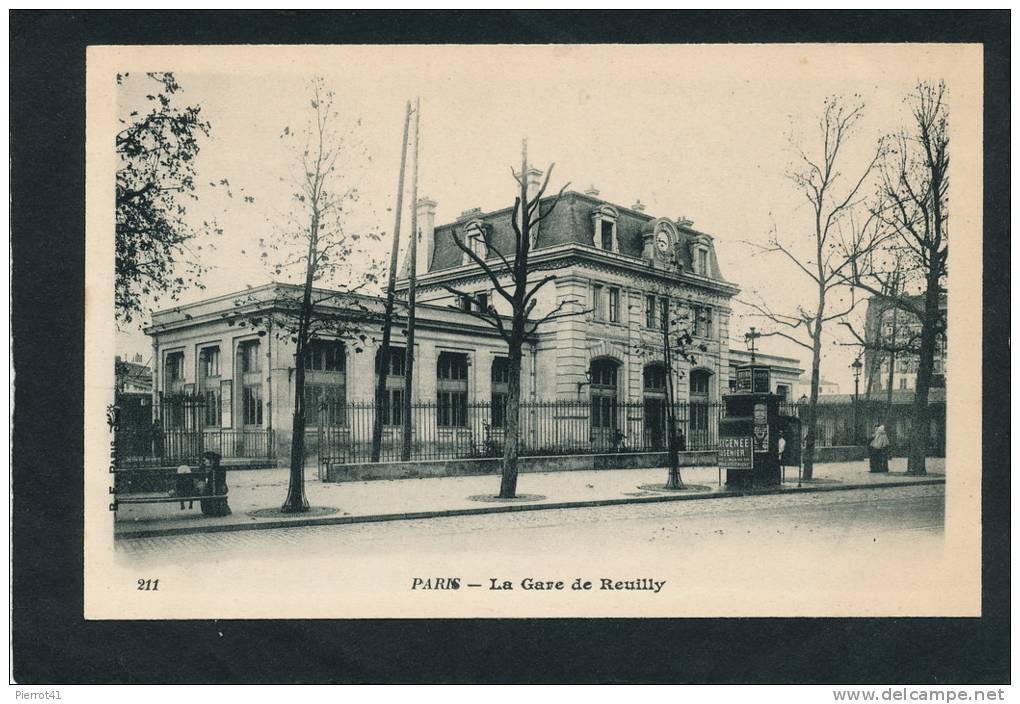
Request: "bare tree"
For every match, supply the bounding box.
[745,96,885,480]
[630,289,706,489]
[228,78,381,512]
[441,141,585,499]
[839,82,949,475]
[838,252,920,412]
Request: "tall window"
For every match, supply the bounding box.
[689,369,711,444]
[690,369,711,395]
[696,248,708,275]
[592,284,604,321]
[303,339,345,372]
[491,357,510,428]
[476,291,489,313]
[240,340,261,373]
[600,220,614,250]
[659,296,669,331]
[376,347,406,426]
[463,221,487,264]
[164,351,185,394]
[199,346,221,427]
[692,305,713,338]
[458,294,472,311]
[643,362,667,451]
[645,295,656,329]
[242,384,263,426]
[437,352,469,427]
[776,384,790,401]
[200,346,220,377]
[238,341,262,426]
[592,207,618,252]
[304,340,346,425]
[590,358,619,430]
[608,287,620,323]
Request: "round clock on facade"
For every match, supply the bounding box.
[655,230,671,252]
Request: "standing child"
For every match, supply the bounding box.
[174,464,195,509]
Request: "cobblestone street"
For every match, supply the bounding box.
[118,483,943,562]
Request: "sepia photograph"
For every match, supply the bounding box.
[83,41,982,620]
[11,9,1010,686]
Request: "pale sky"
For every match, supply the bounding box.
[112,44,978,392]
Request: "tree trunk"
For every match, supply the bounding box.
[282,202,318,513]
[906,275,940,475]
[281,349,310,512]
[801,301,825,481]
[499,339,523,499]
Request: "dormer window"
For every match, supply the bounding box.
[592,205,619,253]
[462,220,488,264]
[691,235,712,276]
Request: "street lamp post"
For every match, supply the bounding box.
[744,326,762,365]
[851,356,863,444]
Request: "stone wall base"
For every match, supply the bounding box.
[811,445,867,463]
[320,450,716,483]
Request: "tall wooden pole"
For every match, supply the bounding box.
[662,299,682,489]
[370,100,411,462]
[401,98,421,461]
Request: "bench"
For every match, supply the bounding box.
[109,491,228,512]
[110,461,230,514]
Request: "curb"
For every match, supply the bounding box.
[115,476,945,540]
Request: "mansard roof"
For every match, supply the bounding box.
[427,191,725,280]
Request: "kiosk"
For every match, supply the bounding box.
[719,362,798,488]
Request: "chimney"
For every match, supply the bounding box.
[525,167,543,195]
[584,184,600,197]
[632,199,646,212]
[415,197,437,276]
[134,353,143,364]
[678,215,694,228]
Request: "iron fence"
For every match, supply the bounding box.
[317,399,750,465]
[314,396,944,465]
[809,399,946,456]
[113,395,275,470]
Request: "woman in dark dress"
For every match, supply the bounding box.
[199,451,231,516]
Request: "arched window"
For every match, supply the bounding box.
[688,368,712,448]
[643,363,667,392]
[591,206,619,253]
[690,369,711,396]
[590,358,620,431]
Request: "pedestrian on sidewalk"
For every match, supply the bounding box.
[869,424,890,473]
[199,451,231,517]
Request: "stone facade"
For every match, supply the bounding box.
[396,189,740,407]
[146,190,741,462]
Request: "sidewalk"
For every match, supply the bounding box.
[113,457,945,538]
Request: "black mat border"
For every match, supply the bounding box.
[10,10,1010,684]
